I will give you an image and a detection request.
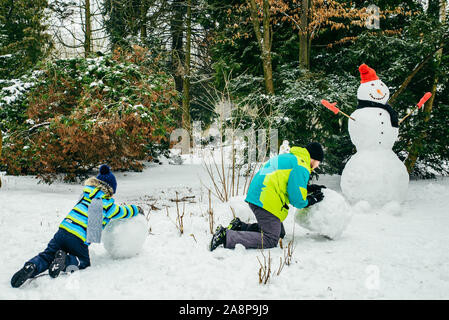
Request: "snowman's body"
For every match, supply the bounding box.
[340,65,409,206]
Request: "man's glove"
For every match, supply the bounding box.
[307,184,326,194]
[306,191,324,207]
[137,206,145,216]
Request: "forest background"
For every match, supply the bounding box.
[0,0,448,183]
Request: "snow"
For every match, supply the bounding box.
[1,162,449,299]
[0,79,35,107]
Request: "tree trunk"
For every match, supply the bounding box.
[182,0,192,133]
[140,0,149,43]
[84,0,92,58]
[389,47,440,105]
[261,0,274,94]
[299,0,310,69]
[248,0,274,95]
[170,0,185,96]
[404,0,446,174]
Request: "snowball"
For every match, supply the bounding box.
[341,149,409,206]
[102,215,148,259]
[348,108,398,150]
[295,189,353,240]
[357,79,390,105]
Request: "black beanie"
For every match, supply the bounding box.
[305,142,324,162]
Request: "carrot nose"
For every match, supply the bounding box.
[377,89,383,95]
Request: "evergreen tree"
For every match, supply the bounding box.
[0,0,52,79]
[102,0,145,49]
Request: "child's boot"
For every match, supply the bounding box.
[49,250,67,278]
[227,217,242,231]
[210,225,227,251]
[11,262,36,288]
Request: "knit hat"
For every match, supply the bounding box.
[359,64,379,83]
[97,164,117,194]
[305,142,324,162]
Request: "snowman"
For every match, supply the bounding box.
[279,140,290,154]
[340,64,409,207]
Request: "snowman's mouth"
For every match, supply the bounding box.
[369,92,386,101]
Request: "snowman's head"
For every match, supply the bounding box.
[357,64,390,105]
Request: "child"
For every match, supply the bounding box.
[210,142,325,251]
[11,164,143,288]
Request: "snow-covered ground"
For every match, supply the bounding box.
[1,159,449,300]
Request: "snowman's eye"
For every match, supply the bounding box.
[371,83,375,86]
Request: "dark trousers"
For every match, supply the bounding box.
[28,228,90,277]
[225,203,285,249]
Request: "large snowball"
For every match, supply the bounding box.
[295,189,353,240]
[102,215,148,259]
[341,149,409,206]
[349,108,398,150]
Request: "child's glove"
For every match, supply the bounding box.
[306,191,324,207]
[307,184,326,194]
[137,206,145,215]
